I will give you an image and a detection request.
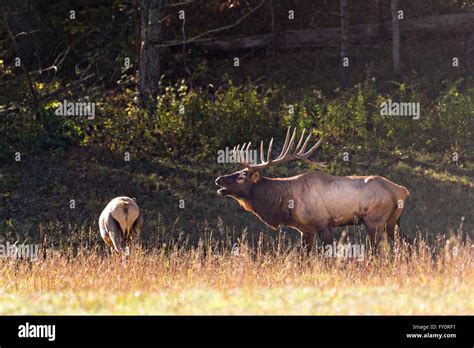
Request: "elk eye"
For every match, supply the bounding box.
[236,175,245,184]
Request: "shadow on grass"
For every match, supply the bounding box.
[0,145,472,248]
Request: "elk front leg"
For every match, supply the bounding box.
[301,231,316,255]
[317,226,334,246]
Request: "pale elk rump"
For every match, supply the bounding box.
[99,196,143,254]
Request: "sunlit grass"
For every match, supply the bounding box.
[0,231,472,315]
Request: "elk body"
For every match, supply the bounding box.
[99,196,143,254]
[215,129,411,252]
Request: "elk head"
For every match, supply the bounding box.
[215,128,324,200]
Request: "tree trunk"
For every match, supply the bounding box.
[377,0,387,42]
[391,0,401,75]
[0,0,55,70]
[138,0,164,114]
[340,0,349,87]
[268,0,276,55]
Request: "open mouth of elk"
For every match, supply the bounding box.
[215,178,230,196]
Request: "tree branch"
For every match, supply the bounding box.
[159,0,266,47]
[165,0,195,8]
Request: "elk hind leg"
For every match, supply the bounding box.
[386,209,412,245]
[363,215,390,251]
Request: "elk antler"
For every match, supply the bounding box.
[233,128,325,171]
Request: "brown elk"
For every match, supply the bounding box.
[215,128,411,252]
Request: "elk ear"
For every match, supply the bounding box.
[250,170,261,183]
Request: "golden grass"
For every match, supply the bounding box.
[0,233,472,315]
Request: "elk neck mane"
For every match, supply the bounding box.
[239,176,295,230]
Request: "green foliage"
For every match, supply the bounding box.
[85,81,280,159]
[3,77,471,166]
[0,109,42,163]
[36,107,86,151]
[285,77,473,161]
[0,106,85,163]
[428,82,473,151]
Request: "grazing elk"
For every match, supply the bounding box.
[215,128,411,252]
[99,196,143,254]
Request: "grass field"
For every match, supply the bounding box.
[0,141,472,315]
[0,232,472,315]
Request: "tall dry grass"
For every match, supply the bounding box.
[0,225,472,314]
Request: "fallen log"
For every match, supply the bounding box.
[163,12,474,50]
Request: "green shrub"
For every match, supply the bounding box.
[7,77,470,165]
[0,106,85,163]
[84,80,281,159]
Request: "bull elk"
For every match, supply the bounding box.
[215,128,411,252]
[99,196,143,254]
